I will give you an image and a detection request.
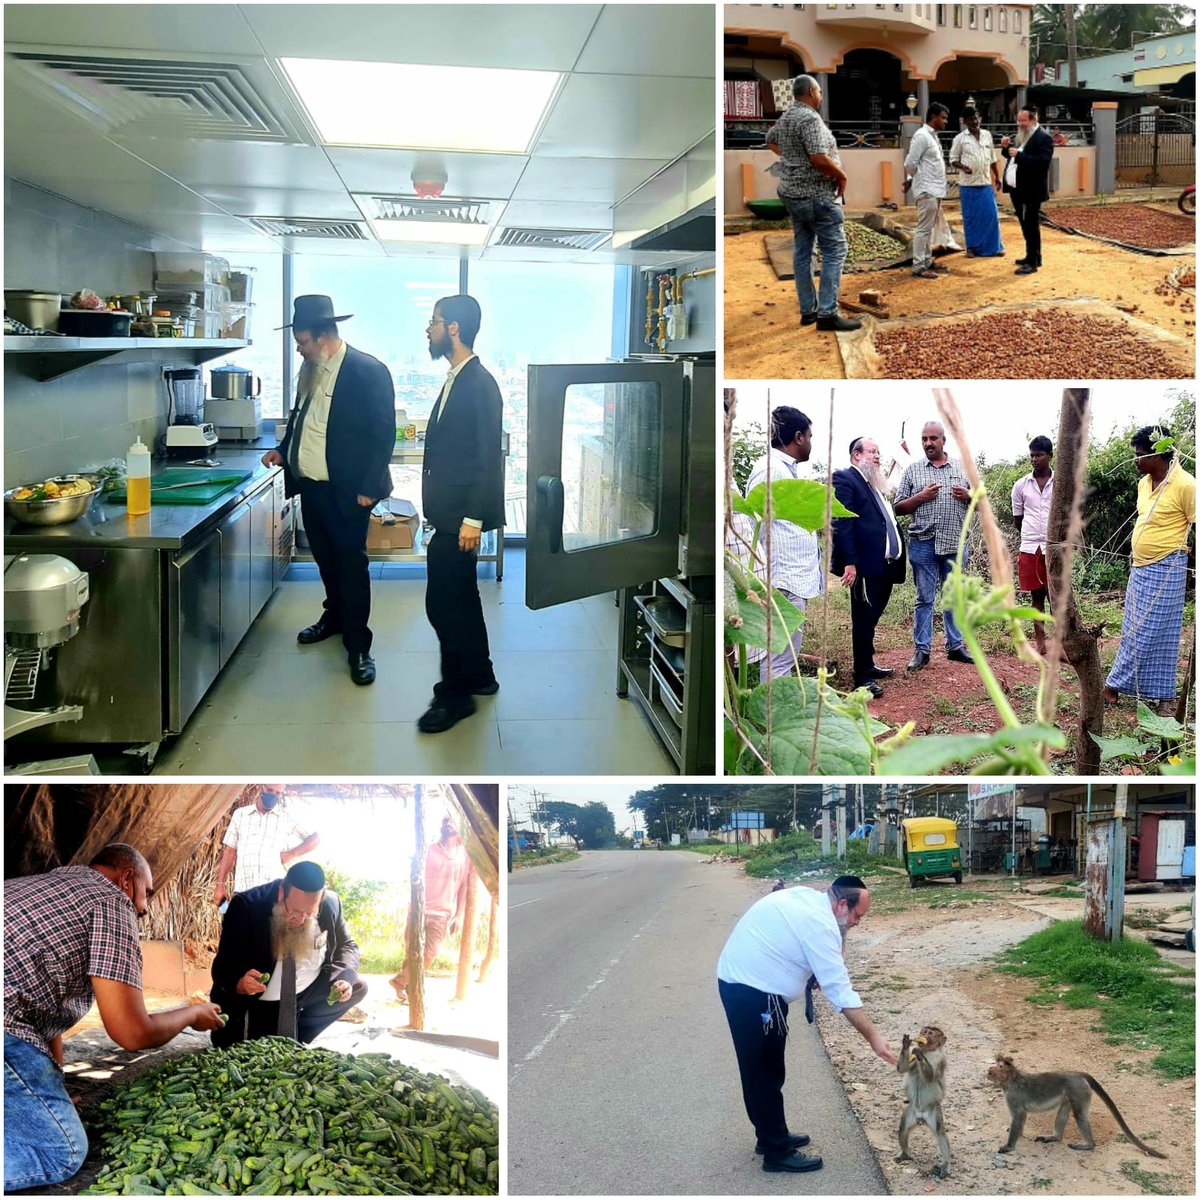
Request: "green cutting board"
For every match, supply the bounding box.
[106,468,253,505]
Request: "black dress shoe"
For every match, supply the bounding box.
[947,646,976,665]
[907,651,930,671]
[1015,263,1038,275]
[815,313,862,332]
[349,653,376,686]
[869,666,895,679]
[298,620,341,645]
[418,696,476,734]
[434,678,500,700]
[762,1151,823,1173]
[801,312,818,326]
[1014,257,1030,266]
[857,681,884,699]
[755,1134,811,1155]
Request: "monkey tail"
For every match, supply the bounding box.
[1082,1075,1168,1159]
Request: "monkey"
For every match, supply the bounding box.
[895,1025,951,1179]
[986,1055,1167,1159]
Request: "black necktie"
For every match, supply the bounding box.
[278,953,298,1039]
[872,487,900,559]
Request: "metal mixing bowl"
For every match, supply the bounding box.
[5,476,96,526]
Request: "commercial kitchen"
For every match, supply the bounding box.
[2,3,717,777]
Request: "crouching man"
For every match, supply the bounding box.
[209,861,366,1047]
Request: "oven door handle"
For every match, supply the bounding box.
[535,475,565,554]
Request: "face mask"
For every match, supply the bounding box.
[260,791,280,811]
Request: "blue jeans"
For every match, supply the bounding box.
[780,194,846,317]
[4,1033,87,1190]
[910,537,966,654]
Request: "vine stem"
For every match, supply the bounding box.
[808,386,836,775]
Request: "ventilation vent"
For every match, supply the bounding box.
[496,227,610,251]
[247,218,369,241]
[357,195,492,226]
[8,52,293,141]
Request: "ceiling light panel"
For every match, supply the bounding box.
[280,58,561,153]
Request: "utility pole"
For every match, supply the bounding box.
[820,785,831,857]
[836,786,847,860]
[1085,783,1128,943]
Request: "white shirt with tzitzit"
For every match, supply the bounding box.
[905,125,948,199]
[296,340,348,482]
[895,456,972,556]
[222,806,311,894]
[1011,471,1054,553]
[745,449,823,600]
[951,127,997,187]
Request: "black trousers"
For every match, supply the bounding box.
[213,973,368,1048]
[850,571,896,685]
[1011,193,1043,266]
[300,481,373,655]
[718,979,792,1159]
[425,531,495,697]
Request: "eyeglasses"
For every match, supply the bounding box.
[426,317,446,330]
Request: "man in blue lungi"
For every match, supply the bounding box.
[950,108,1004,258]
[1104,425,1195,716]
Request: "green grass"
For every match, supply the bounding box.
[1119,1161,1184,1195]
[358,937,460,975]
[512,849,580,870]
[997,919,1195,1079]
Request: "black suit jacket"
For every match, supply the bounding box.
[422,356,505,533]
[830,467,907,581]
[1002,126,1054,202]
[278,344,395,508]
[209,880,360,1017]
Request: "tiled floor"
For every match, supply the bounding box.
[153,549,674,775]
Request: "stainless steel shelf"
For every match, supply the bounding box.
[4,336,250,381]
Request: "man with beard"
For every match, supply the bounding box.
[717,876,897,1175]
[5,845,224,1191]
[418,295,505,734]
[214,785,320,904]
[1000,106,1054,276]
[209,861,365,1047]
[832,437,906,698]
[263,295,395,686]
[894,421,975,671]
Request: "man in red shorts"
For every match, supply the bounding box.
[1011,436,1054,656]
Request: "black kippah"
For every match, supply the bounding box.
[284,861,326,892]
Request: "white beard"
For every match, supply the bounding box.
[860,461,889,494]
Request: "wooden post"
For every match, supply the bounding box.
[407,784,427,1031]
[454,861,478,1001]
[477,892,498,983]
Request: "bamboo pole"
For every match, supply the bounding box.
[454,861,478,1002]
[477,892,499,983]
[407,784,428,1031]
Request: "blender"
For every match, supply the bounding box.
[164,367,218,456]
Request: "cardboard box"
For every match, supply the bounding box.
[367,498,419,551]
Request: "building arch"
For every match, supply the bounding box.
[926,51,1023,86]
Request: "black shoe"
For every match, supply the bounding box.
[907,651,930,671]
[855,680,884,698]
[1015,263,1038,275]
[418,696,476,734]
[763,1151,823,1174]
[815,313,863,332]
[1014,257,1030,267]
[755,1134,811,1155]
[869,666,895,679]
[349,652,376,686]
[947,646,976,665]
[434,678,500,700]
[801,312,818,326]
[298,619,341,645]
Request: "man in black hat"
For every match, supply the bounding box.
[418,295,505,734]
[262,295,395,686]
[209,860,366,1047]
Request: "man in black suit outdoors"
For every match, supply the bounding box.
[831,437,906,698]
[1000,106,1054,276]
[209,861,366,1047]
[263,295,395,686]
[419,294,505,734]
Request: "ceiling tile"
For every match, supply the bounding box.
[193,188,365,221]
[510,156,670,203]
[575,5,716,78]
[324,146,528,200]
[496,199,614,230]
[108,139,341,191]
[2,4,258,53]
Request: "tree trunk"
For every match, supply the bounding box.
[1044,388,1105,774]
[477,892,499,984]
[454,861,478,1002]
[407,784,428,1031]
[1175,640,1194,725]
[1065,4,1078,88]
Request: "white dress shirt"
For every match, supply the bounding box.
[222,805,312,894]
[296,340,348,483]
[905,125,948,199]
[744,449,823,600]
[432,353,482,529]
[950,127,997,186]
[261,924,328,1002]
[717,885,863,1009]
[1011,470,1054,553]
[854,464,901,560]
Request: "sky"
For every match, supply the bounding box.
[729,382,1190,476]
[507,783,640,838]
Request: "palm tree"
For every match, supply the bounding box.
[1065,4,1078,87]
[1087,4,1191,49]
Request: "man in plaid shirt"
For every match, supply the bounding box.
[4,844,225,1191]
[214,785,321,905]
[894,422,977,671]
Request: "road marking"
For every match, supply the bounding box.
[510,898,542,909]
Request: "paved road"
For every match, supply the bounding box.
[508,851,888,1196]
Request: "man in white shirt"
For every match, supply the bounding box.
[718,875,897,1174]
[214,786,321,903]
[741,408,823,680]
[904,103,950,280]
[1010,436,1055,656]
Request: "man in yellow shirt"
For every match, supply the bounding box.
[1104,425,1195,715]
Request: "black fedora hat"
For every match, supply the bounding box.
[276,294,353,331]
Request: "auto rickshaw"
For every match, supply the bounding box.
[900,817,963,887]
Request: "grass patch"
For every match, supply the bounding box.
[512,849,580,870]
[997,919,1195,1078]
[358,937,459,975]
[1119,1161,1183,1195]
[740,832,894,880]
[1033,885,1084,897]
[1123,906,1189,930]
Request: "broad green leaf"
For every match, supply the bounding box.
[741,677,872,775]
[1153,436,1175,454]
[724,723,742,773]
[878,724,1065,776]
[1090,734,1153,763]
[742,478,857,530]
[724,559,806,652]
[1135,702,1186,741]
[728,490,758,518]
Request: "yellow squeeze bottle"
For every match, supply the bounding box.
[126,436,151,515]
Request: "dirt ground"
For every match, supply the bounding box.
[724,201,1196,380]
[809,874,1196,1196]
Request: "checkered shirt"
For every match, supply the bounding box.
[895,456,972,556]
[223,805,311,893]
[766,103,841,202]
[4,866,143,1060]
